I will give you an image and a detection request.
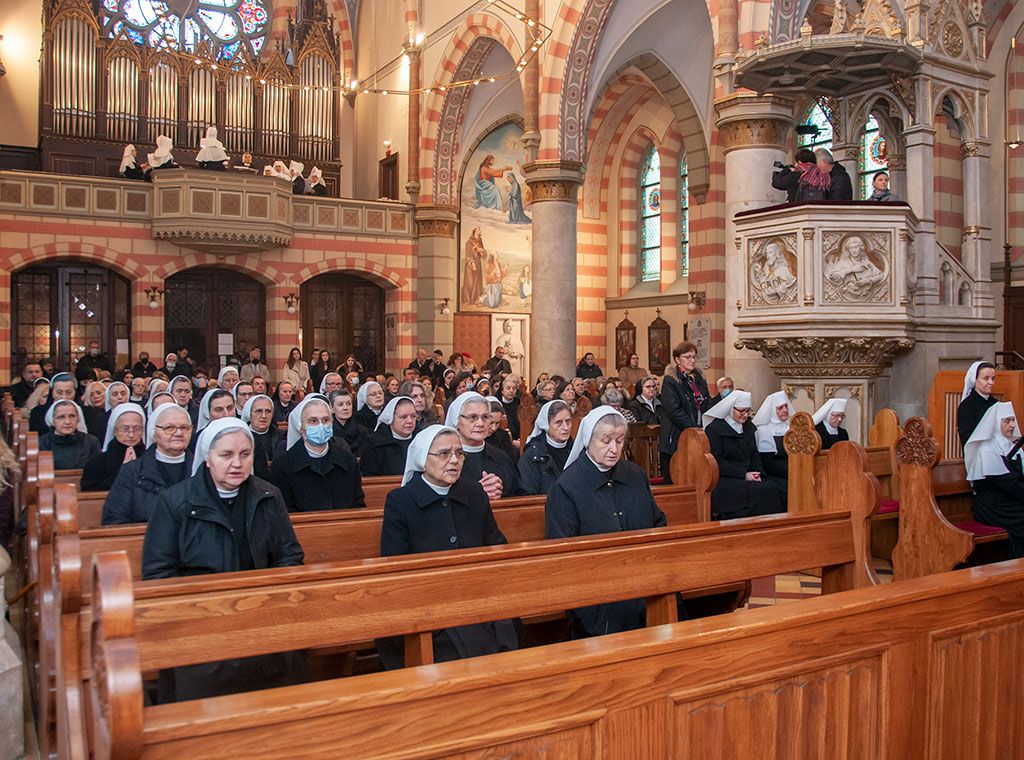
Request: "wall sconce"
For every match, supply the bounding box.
[437,298,451,315]
[687,291,706,313]
[283,293,299,315]
[383,139,392,157]
[145,287,163,309]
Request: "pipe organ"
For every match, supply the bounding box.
[41,0,343,189]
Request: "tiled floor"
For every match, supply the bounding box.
[746,559,894,609]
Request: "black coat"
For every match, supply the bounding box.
[354,405,381,431]
[251,427,285,481]
[759,434,789,480]
[39,431,101,470]
[103,447,193,524]
[270,440,365,511]
[10,380,32,408]
[461,444,522,497]
[483,357,512,375]
[626,396,663,426]
[659,368,711,455]
[826,162,854,200]
[29,401,50,434]
[972,470,1024,559]
[705,418,784,519]
[360,427,413,476]
[546,455,666,637]
[958,390,997,449]
[816,421,850,451]
[84,406,108,441]
[487,428,520,463]
[74,354,111,383]
[377,474,518,669]
[771,167,802,203]
[499,396,521,439]
[131,360,158,378]
[517,436,571,495]
[332,417,368,457]
[141,472,306,701]
[80,441,146,492]
[575,363,602,380]
[162,363,192,380]
[273,400,296,425]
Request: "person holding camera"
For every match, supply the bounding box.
[772,147,853,202]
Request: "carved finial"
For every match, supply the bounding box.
[894,417,939,467]
[784,411,821,456]
[800,20,813,38]
[656,308,662,318]
[624,310,629,321]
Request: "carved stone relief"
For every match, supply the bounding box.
[825,384,863,402]
[748,235,798,307]
[783,383,816,402]
[822,231,891,304]
[734,336,914,377]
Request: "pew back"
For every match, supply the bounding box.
[927,369,1024,461]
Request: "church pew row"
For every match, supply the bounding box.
[97,558,1024,760]
[40,481,710,758]
[891,417,1006,582]
[84,441,886,759]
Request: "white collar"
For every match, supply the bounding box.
[586,452,611,472]
[155,450,187,463]
[463,442,485,453]
[305,443,329,458]
[545,434,568,449]
[824,422,839,435]
[421,474,451,495]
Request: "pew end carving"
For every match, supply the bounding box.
[670,428,719,522]
[784,411,821,514]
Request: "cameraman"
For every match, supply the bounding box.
[771,148,818,202]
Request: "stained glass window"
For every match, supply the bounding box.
[680,157,689,278]
[100,0,268,59]
[639,145,661,283]
[859,114,888,198]
[798,101,833,153]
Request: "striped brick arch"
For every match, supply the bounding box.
[6,241,146,281]
[421,14,522,205]
[151,254,286,287]
[268,0,356,79]
[290,259,408,290]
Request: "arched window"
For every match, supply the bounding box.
[858,114,888,198]
[639,145,661,283]
[680,156,689,277]
[798,101,834,153]
[100,0,268,58]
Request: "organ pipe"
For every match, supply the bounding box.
[187,68,216,145]
[298,55,334,162]
[225,76,254,151]
[106,56,139,143]
[53,17,97,137]
[147,60,178,142]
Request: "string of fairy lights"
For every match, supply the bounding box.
[140,0,551,98]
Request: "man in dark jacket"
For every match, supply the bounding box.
[407,348,433,377]
[482,346,513,376]
[74,340,111,383]
[817,148,853,200]
[131,352,158,378]
[770,147,817,203]
[658,341,711,483]
[9,362,42,407]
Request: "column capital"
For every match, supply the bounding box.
[714,93,796,154]
[415,204,459,238]
[522,160,585,203]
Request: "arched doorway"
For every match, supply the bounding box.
[164,267,266,369]
[301,273,385,372]
[11,262,131,371]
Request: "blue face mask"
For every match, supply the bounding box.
[721,388,732,398]
[305,423,333,446]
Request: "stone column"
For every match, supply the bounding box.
[713,0,739,95]
[415,205,458,355]
[266,284,300,375]
[405,43,422,203]
[904,123,939,306]
[714,93,797,401]
[523,160,584,378]
[961,140,995,315]
[521,0,541,161]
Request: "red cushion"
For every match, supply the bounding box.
[876,499,900,514]
[953,520,1007,538]
[649,477,665,486]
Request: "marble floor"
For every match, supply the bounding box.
[746,558,894,609]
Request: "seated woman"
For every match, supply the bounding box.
[145,389,173,416]
[626,376,663,425]
[81,402,146,492]
[120,144,148,181]
[812,398,849,450]
[81,381,109,440]
[545,407,666,637]
[485,397,519,463]
[964,402,1024,559]
[289,160,306,195]
[141,417,305,702]
[216,366,240,396]
[600,387,637,423]
[95,381,130,438]
[195,126,228,170]
[753,391,794,480]
[360,396,417,476]
[329,389,368,456]
[242,394,282,480]
[103,403,193,525]
[271,395,365,511]
[377,425,518,668]
[445,392,521,499]
[318,371,345,396]
[517,400,573,495]
[702,391,783,520]
[272,380,298,425]
[196,389,236,434]
[554,380,578,414]
[147,135,177,171]
[958,361,997,449]
[40,400,101,470]
[354,380,386,430]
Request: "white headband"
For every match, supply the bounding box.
[191,417,254,476]
[103,403,147,451]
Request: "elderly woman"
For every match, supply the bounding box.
[103,403,193,525]
[318,371,345,396]
[534,379,556,403]
[30,371,78,433]
[270,395,365,511]
[484,396,519,463]
[141,417,305,702]
[518,400,573,495]
[812,398,849,450]
[81,381,109,439]
[377,425,518,668]
[545,407,666,637]
[600,387,637,423]
[361,396,417,476]
[354,380,386,430]
[703,391,784,520]
[958,361,998,448]
[445,392,521,499]
[242,394,282,480]
[81,403,146,492]
[554,380,577,414]
[40,400,101,470]
[964,401,1024,559]
[145,390,173,416]
[753,391,794,480]
[272,380,298,425]
[216,366,240,395]
[329,389,368,456]
[626,376,663,425]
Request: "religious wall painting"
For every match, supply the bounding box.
[822,231,891,304]
[748,235,798,307]
[615,313,636,372]
[459,122,532,314]
[490,314,530,381]
[647,310,671,376]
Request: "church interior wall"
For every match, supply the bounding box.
[0,0,43,151]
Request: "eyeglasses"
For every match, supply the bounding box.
[155,424,193,434]
[429,448,466,460]
[678,353,697,360]
[733,408,752,415]
[459,414,489,424]
[115,425,143,434]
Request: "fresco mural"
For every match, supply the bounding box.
[459,121,533,314]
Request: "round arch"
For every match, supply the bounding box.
[289,258,407,290]
[151,252,285,287]
[300,271,387,373]
[7,241,145,282]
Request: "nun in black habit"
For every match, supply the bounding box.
[545,407,666,637]
[241,394,283,481]
[40,400,101,470]
[360,396,417,476]
[957,360,998,449]
[80,403,147,492]
[445,392,522,499]
[517,400,573,495]
[753,391,794,481]
[964,401,1024,559]
[812,398,850,451]
[702,391,784,520]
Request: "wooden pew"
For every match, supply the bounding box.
[626,423,662,482]
[890,417,1004,582]
[55,468,83,486]
[83,441,883,759]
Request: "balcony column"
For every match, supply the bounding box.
[904,124,939,306]
[266,284,300,375]
[714,93,797,400]
[961,140,994,315]
[415,205,458,356]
